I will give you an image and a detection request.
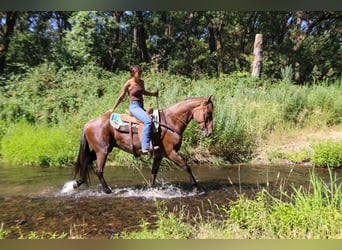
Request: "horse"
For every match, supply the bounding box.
[73,96,214,194]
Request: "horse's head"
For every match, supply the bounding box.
[193,96,214,137]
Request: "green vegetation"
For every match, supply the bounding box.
[1,121,79,166]
[0,11,340,167]
[1,12,341,82]
[0,11,341,240]
[0,223,10,239]
[312,141,342,168]
[0,64,341,167]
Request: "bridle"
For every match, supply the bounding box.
[157,98,212,136]
[174,102,211,133]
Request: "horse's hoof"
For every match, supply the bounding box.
[193,187,204,195]
[104,188,113,194]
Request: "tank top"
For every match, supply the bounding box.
[129,82,144,102]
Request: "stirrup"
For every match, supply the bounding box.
[140,146,159,154]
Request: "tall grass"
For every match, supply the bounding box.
[1,121,80,166]
[226,169,342,239]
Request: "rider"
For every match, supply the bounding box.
[111,65,159,154]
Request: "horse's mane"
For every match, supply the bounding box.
[162,97,205,111]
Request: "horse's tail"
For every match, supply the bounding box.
[74,129,95,185]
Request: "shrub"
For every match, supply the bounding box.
[311,140,342,168]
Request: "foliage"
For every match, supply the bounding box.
[0,223,10,239]
[311,140,342,168]
[2,224,68,239]
[1,11,341,81]
[227,170,342,238]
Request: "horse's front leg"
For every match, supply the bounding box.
[95,153,112,194]
[167,150,199,193]
[150,156,163,187]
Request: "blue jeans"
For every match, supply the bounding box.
[129,101,153,150]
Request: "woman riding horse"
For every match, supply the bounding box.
[111,65,159,154]
[74,92,213,194]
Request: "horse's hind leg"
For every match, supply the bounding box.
[95,152,112,194]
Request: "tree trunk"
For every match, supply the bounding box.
[215,16,224,75]
[136,11,150,63]
[206,11,224,76]
[251,34,263,77]
[293,11,305,82]
[184,11,195,76]
[108,11,122,71]
[0,11,17,74]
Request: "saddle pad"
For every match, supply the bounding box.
[110,113,139,129]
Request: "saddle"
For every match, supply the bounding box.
[110,107,159,132]
[110,107,159,156]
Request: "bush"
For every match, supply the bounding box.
[311,140,342,168]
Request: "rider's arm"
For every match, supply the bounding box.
[141,80,159,97]
[111,81,130,112]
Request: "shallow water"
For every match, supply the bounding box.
[0,163,339,238]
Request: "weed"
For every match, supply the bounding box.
[312,140,342,168]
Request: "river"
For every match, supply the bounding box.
[0,163,338,238]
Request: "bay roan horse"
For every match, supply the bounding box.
[74,96,213,194]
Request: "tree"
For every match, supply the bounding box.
[205,11,225,76]
[288,11,342,82]
[0,11,17,73]
[0,11,340,81]
[133,11,150,63]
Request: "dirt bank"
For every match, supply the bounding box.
[252,126,342,165]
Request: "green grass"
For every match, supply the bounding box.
[227,169,342,238]
[0,121,80,166]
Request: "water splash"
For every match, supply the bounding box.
[61,180,77,194]
[113,185,197,200]
[58,180,199,200]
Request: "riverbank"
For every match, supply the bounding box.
[251,125,342,166]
